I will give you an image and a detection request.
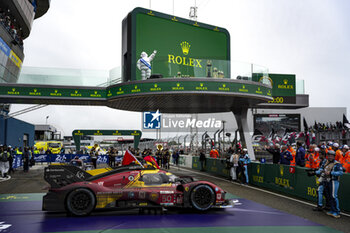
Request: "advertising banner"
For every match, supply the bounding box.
[12,155,23,169]
[123,8,230,81]
[253,73,296,104]
[33,154,108,164]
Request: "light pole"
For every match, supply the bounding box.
[222,120,226,151]
[45,115,49,125]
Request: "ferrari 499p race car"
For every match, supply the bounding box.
[42,165,233,216]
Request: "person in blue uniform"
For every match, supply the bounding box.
[316,150,343,218]
[239,148,251,184]
[279,145,293,165]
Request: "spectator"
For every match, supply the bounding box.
[279,145,293,165]
[313,149,330,211]
[210,147,219,159]
[287,144,296,166]
[90,148,97,169]
[172,150,179,166]
[45,148,52,164]
[322,151,343,218]
[296,141,306,167]
[199,149,206,171]
[23,147,30,172]
[175,150,179,166]
[8,145,14,174]
[162,148,170,169]
[107,147,114,167]
[155,149,162,167]
[265,144,280,164]
[238,148,251,184]
[332,143,342,162]
[229,152,239,181]
[340,145,350,173]
[0,146,10,178]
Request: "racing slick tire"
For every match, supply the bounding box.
[66,188,96,216]
[190,184,215,211]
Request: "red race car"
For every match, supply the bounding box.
[43,164,233,216]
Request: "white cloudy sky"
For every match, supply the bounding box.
[10,0,350,137]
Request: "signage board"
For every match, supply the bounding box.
[122,8,230,81]
[253,73,296,104]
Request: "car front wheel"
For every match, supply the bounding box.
[190,184,215,211]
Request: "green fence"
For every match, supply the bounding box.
[192,157,229,177]
[192,157,350,212]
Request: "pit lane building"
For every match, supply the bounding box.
[0,0,50,147]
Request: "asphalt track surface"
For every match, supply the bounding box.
[0,165,349,233]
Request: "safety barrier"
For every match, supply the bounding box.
[248,162,350,213]
[191,156,350,212]
[177,154,193,168]
[192,156,229,176]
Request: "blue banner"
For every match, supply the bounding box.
[115,156,123,163]
[0,37,10,57]
[34,154,48,162]
[33,154,109,164]
[12,155,23,169]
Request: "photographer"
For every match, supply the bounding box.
[314,150,343,218]
[310,150,329,211]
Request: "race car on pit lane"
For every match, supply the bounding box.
[42,164,233,216]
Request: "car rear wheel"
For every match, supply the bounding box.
[190,184,215,211]
[66,188,96,216]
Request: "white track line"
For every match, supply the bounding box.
[0,175,11,183]
[176,167,350,218]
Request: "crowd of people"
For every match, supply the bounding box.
[0,145,36,178]
[0,8,24,48]
[265,141,350,173]
[310,121,347,132]
[265,140,348,218]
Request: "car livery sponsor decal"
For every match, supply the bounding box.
[150,192,159,201]
[139,191,146,199]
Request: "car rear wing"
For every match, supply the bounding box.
[44,165,93,189]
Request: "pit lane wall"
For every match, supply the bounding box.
[191,157,350,213]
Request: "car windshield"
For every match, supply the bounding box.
[141,173,179,185]
[49,143,61,148]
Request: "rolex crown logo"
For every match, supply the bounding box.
[280,165,284,176]
[180,41,191,55]
[283,79,288,84]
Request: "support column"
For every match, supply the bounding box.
[233,108,255,161]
